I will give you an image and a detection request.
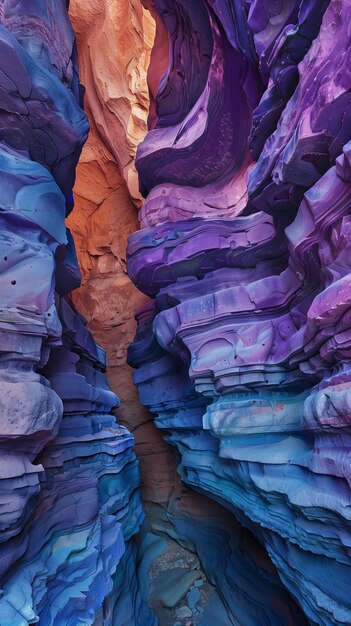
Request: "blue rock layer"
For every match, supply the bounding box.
[0,2,150,624]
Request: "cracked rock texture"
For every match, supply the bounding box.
[128,1,351,624]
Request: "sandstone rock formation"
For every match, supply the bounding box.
[2,0,351,624]
[66,0,172,513]
[128,1,351,624]
[0,2,149,623]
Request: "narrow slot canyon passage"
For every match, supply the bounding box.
[0,1,351,625]
[66,1,308,623]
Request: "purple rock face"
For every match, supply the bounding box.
[128,0,351,624]
[0,2,151,624]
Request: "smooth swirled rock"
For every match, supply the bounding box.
[128,1,351,624]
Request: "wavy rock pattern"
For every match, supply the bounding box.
[0,2,149,624]
[128,1,351,624]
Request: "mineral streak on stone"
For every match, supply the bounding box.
[0,2,149,624]
[128,0,351,624]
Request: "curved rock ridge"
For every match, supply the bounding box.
[136,0,264,226]
[0,2,149,624]
[128,0,351,624]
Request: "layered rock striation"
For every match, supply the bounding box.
[2,0,351,624]
[128,1,351,624]
[0,2,149,624]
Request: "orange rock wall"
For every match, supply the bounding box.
[68,0,175,507]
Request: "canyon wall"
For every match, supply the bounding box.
[0,2,151,624]
[128,1,351,624]
[66,0,178,513]
[65,5,306,623]
[1,0,351,624]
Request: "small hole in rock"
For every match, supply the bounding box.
[11,280,16,285]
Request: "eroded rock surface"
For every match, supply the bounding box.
[0,2,149,624]
[128,1,351,624]
[66,0,164,514]
[2,0,351,624]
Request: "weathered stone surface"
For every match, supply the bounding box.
[3,0,351,624]
[66,2,162,520]
[128,1,351,624]
[0,2,150,624]
[65,12,300,624]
